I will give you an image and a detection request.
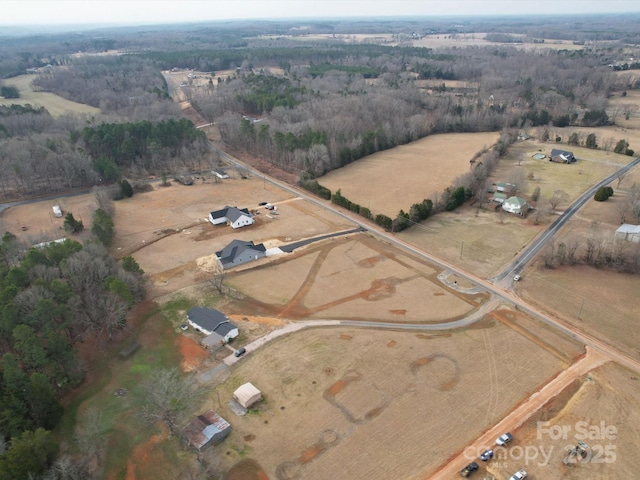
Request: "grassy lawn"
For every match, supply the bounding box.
[0,74,100,117]
[57,295,210,479]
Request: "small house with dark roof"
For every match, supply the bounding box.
[182,410,231,450]
[216,239,266,269]
[208,206,254,229]
[550,149,575,163]
[186,307,239,344]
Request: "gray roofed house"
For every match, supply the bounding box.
[186,307,239,344]
[182,410,231,450]
[216,239,266,269]
[208,206,254,228]
[550,149,575,163]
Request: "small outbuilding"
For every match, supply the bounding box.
[496,182,515,194]
[615,224,640,243]
[182,410,231,450]
[233,383,262,408]
[213,168,230,179]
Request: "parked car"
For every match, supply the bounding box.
[480,449,494,461]
[258,201,268,206]
[234,347,247,357]
[513,274,521,281]
[496,433,513,446]
[460,462,479,477]
[180,324,188,331]
[509,469,527,480]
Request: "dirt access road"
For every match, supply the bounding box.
[427,346,609,479]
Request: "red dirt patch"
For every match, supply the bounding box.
[299,445,322,464]
[326,379,347,396]
[389,309,406,315]
[178,334,209,372]
[387,340,397,347]
[126,432,165,480]
[339,334,352,340]
[224,458,270,480]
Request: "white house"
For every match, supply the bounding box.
[615,224,640,243]
[208,206,254,229]
[502,196,529,216]
[186,307,239,344]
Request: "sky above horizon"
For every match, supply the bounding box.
[2,0,640,26]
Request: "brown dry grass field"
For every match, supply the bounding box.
[318,132,499,217]
[211,315,581,480]
[397,204,541,278]
[225,234,487,323]
[0,74,100,117]
[511,362,640,480]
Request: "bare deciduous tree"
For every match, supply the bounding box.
[549,190,569,211]
[141,368,202,436]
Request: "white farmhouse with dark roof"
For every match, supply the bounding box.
[208,206,254,228]
[186,307,239,345]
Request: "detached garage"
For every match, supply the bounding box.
[233,383,262,408]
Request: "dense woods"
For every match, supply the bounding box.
[190,40,627,178]
[0,238,144,478]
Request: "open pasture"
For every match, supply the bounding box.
[494,138,627,203]
[0,74,100,117]
[318,132,499,217]
[212,314,580,480]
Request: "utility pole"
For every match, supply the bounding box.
[578,298,585,319]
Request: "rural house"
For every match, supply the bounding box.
[233,383,263,409]
[502,196,529,216]
[216,239,266,269]
[186,307,239,344]
[182,410,231,450]
[550,149,575,163]
[208,206,254,229]
[615,224,640,243]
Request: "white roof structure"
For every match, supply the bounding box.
[615,224,640,242]
[233,382,262,408]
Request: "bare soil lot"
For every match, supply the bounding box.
[209,315,579,480]
[0,74,100,117]
[318,132,499,217]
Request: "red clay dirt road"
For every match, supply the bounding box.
[427,346,609,480]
